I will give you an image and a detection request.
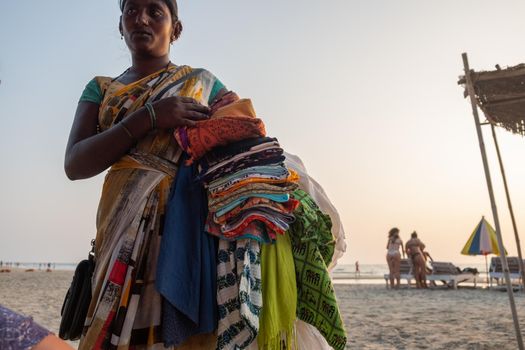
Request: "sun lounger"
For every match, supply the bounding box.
[426,261,478,289]
[489,257,522,288]
[384,259,414,288]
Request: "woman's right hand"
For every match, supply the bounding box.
[152,96,211,129]
[65,97,210,180]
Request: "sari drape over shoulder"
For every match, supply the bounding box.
[79,66,223,350]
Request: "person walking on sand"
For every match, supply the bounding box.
[355,260,360,278]
[406,231,427,288]
[386,227,405,289]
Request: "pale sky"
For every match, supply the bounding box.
[1,0,525,265]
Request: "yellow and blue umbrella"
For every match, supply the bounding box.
[461,216,507,283]
[461,216,507,256]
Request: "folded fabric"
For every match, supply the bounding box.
[208,183,298,210]
[200,141,281,174]
[208,214,286,241]
[198,145,283,180]
[206,219,273,243]
[209,170,299,199]
[214,198,300,225]
[208,165,291,193]
[214,193,291,218]
[175,98,266,164]
[200,137,278,169]
[156,159,218,347]
[220,208,295,233]
[216,239,262,350]
[288,189,347,350]
[211,95,255,118]
[198,155,286,184]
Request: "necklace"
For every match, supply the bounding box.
[112,60,173,84]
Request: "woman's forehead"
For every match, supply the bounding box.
[122,0,177,18]
[124,0,169,8]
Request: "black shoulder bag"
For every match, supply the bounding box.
[59,239,95,341]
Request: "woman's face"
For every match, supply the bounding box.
[121,0,174,58]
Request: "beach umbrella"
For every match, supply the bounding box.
[461,216,507,283]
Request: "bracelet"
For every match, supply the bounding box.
[120,122,136,144]
[144,102,157,130]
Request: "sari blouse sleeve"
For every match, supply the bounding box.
[78,78,103,104]
[209,77,226,104]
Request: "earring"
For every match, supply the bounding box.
[121,35,123,40]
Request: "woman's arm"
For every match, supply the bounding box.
[64,101,151,180]
[65,97,210,180]
[34,335,74,350]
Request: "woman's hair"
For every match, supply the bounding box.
[411,231,418,238]
[119,0,183,40]
[388,227,399,238]
[120,0,178,18]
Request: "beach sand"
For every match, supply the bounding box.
[1,270,524,349]
[337,283,525,350]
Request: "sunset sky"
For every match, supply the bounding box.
[1,0,525,266]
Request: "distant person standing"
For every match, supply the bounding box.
[355,261,360,278]
[386,227,406,289]
[405,231,427,288]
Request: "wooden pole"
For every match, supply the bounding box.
[485,255,489,286]
[490,124,525,289]
[462,52,524,350]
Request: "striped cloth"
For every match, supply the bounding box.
[216,239,262,350]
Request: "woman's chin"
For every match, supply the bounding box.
[129,44,159,57]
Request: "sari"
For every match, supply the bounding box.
[78,65,223,350]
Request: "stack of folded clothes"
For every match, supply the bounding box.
[200,137,301,243]
[175,92,301,243]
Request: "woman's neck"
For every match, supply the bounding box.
[130,55,171,77]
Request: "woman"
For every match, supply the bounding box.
[65,0,226,348]
[405,231,427,288]
[386,227,405,289]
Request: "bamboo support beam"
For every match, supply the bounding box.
[462,52,524,350]
[490,124,525,289]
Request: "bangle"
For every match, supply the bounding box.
[120,122,136,144]
[144,102,157,130]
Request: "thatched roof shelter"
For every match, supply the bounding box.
[459,63,525,136]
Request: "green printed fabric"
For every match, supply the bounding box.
[288,189,347,350]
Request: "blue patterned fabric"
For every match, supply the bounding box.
[0,305,50,350]
[156,159,218,346]
[216,239,262,349]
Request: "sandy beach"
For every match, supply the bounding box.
[1,270,525,349]
[338,283,525,350]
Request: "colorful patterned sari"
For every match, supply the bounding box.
[78,65,223,350]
